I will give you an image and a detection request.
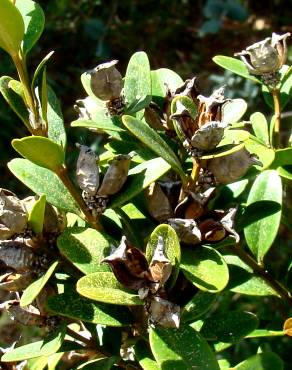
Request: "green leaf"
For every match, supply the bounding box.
[244,170,282,262]
[12,136,65,172]
[20,260,59,307]
[0,0,24,56]
[57,227,115,275]
[246,329,284,338]
[71,112,124,135]
[212,56,260,83]
[32,51,54,88]
[27,356,48,370]
[221,99,247,124]
[146,224,181,288]
[277,166,292,180]
[151,68,183,106]
[200,311,258,342]
[250,112,270,146]
[218,129,250,146]
[124,51,152,113]
[270,148,292,168]
[122,115,185,179]
[28,194,46,234]
[8,158,80,215]
[135,341,160,370]
[16,0,45,55]
[182,291,217,323]
[1,323,66,362]
[109,157,171,208]
[200,142,245,160]
[181,246,229,293]
[47,291,132,327]
[223,254,278,296]
[0,76,30,128]
[76,357,118,370]
[244,138,275,170]
[234,352,283,370]
[149,325,220,370]
[77,272,143,305]
[47,85,66,148]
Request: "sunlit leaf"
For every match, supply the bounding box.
[234,352,283,370]
[28,194,46,234]
[250,112,270,146]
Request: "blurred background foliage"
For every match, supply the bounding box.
[1,0,292,193]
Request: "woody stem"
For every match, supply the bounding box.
[271,88,281,148]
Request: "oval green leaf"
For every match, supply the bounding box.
[0,0,24,56]
[200,311,258,343]
[76,358,117,370]
[146,224,181,288]
[234,352,283,370]
[212,56,260,83]
[151,68,183,107]
[77,272,143,305]
[28,193,46,234]
[20,260,59,307]
[149,325,220,370]
[109,157,171,208]
[47,291,132,327]
[135,341,161,370]
[122,115,185,179]
[244,170,282,262]
[181,246,229,292]
[221,99,247,124]
[124,51,152,113]
[47,85,66,148]
[250,112,270,146]
[8,158,80,215]
[57,227,115,275]
[244,138,275,170]
[12,136,65,172]
[1,323,66,362]
[16,0,45,55]
[182,291,217,323]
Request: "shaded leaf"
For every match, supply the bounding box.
[20,261,59,307]
[77,272,143,305]
[182,291,217,323]
[244,170,282,262]
[47,85,66,148]
[57,227,115,275]
[28,193,46,234]
[250,112,269,146]
[234,352,283,370]
[8,158,80,215]
[149,325,220,370]
[76,357,118,370]
[181,246,229,292]
[12,136,65,171]
[135,341,161,370]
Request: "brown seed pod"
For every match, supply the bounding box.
[89,60,123,101]
[220,207,240,243]
[168,218,201,245]
[191,121,226,151]
[146,183,173,222]
[0,271,34,292]
[199,219,226,242]
[76,144,99,196]
[0,240,36,272]
[147,296,180,328]
[207,148,260,184]
[97,154,132,196]
[2,300,46,327]
[149,236,172,289]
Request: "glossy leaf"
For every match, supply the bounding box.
[12,136,65,171]
[212,56,260,83]
[20,261,59,307]
[0,76,30,128]
[200,311,258,342]
[234,352,283,370]
[0,0,24,56]
[181,246,229,292]
[146,224,181,288]
[28,193,46,234]
[77,272,143,305]
[250,112,270,146]
[71,112,124,134]
[277,166,292,180]
[271,148,292,168]
[224,254,278,296]
[135,341,160,370]
[150,325,220,370]
[8,158,80,215]
[32,51,54,88]
[76,358,117,370]
[151,68,183,106]
[124,51,152,113]
[47,85,66,148]
[47,291,132,326]
[218,129,250,146]
[244,170,282,262]
[109,157,171,208]
[57,227,115,275]
[244,138,275,170]
[122,115,185,179]
[221,99,247,124]
[200,142,245,160]
[16,0,45,55]
[1,324,66,362]
[182,291,217,323]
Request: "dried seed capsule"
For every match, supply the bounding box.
[0,240,36,272]
[76,144,99,196]
[149,236,172,289]
[0,271,34,292]
[146,183,173,222]
[207,148,261,184]
[147,296,180,328]
[3,300,46,327]
[168,218,201,245]
[220,207,240,243]
[191,121,226,151]
[89,60,123,101]
[199,219,226,242]
[97,154,131,196]
[0,189,27,240]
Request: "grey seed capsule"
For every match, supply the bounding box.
[76,144,99,196]
[97,154,131,196]
[168,218,201,245]
[148,296,180,328]
[89,60,123,101]
[0,240,36,272]
[191,121,226,151]
[149,236,172,289]
[146,183,173,222]
[0,272,34,292]
[4,301,46,327]
[207,148,260,184]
